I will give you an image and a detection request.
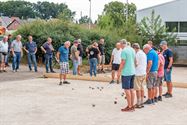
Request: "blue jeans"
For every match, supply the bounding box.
[12,52,21,71]
[89,58,97,77]
[28,53,37,71]
[72,59,78,75]
[5,50,10,65]
[45,54,53,72]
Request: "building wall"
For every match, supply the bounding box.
[170,46,187,63]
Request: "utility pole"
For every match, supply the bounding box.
[89,0,92,30]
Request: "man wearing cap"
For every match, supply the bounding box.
[160,41,173,98]
[143,44,158,105]
[77,39,83,75]
[70,40,79,75]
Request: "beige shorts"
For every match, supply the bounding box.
[134,75,146,90]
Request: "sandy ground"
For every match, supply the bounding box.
[0,78,187,125]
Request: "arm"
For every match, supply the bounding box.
[56,51,60,63]
[110,55,114,65]
[168,57,173,69]
[41,46,46,53]
[146,60,152,74]
[23,45,29,53]
[117,59,126,78]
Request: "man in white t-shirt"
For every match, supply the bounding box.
[109,42,122,84]
[0,36,9,72]
[132,43,147,108]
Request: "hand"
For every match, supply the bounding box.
[26,50,29,53]
[146,73,149,81]
[109,62,112,65]
[167,68,170,72]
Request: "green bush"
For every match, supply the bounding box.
[14,19,118,64]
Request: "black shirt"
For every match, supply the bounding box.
[77,44,83,57]
[163,49,173,69]
[98,44,105,55]
[89,47,99,59]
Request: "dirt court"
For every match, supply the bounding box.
[0,78,187,125]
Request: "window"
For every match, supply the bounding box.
[180,22,187,32]
[166,22,178,32]
[177,40,187,46]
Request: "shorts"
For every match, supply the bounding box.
[134,75,146,90]
[0,52,6,63]
[99,55,105,64]
[164,69,172,82]
[112,64,120,71]
[78,57,82,66]
[156,77,163,86]
[121,75,135,89]
[60,62,69,74]
[146,72,157,89]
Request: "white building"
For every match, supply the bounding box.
[137,0,187,45]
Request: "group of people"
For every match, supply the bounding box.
[108,39,173,112]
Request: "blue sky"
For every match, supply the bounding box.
[1,0,174,21]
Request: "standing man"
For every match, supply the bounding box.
[0,36,8,72]
[132,43,147,108]
[41,37,55,73]
[70,40,79,75]
[23,35,38,72]
[109,42,122,84]
[160,41,173,98]
[57,41,71,85]
[117,40,136,112]
[77,39,83,75]
[11,35,23,72]
[98,38,105,73]
[143,44,158,105]
[5,34,13,66]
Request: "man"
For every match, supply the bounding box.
[120,39,127,49]
[143,44,158,105]
[23,35,38,72]
[11,35,23,72]
[0,36,8,72]
[147,41,157,50]
[156,49,165,101]
[88,42,100,77]
[77,39,83,75]
[98,38,105,73]
[41,37,55,73]
[57,41,71,85]
[117,39,136,112]
[70,40,79,75]
[109,42,122,84]
[5,34,13,66]
[132,43,147,108]
[160,41,173,98]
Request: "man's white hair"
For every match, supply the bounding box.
[64,41,71,45]
[143,44,151,50]
[16,35,22,39]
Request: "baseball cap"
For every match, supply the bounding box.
[160,41,167,46]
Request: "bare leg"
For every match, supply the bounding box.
[136,90,140,105]
[141,90,144,104]
[159,85,162,96]
[125,89,132,108]
[148,89,152,99]
[111,70,115,81]
[167,82,173,94]
[130,89,135,106]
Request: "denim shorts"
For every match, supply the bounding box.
[164,69,172,82]
[121,75,135,89]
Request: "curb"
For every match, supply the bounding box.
[43,73,187,89]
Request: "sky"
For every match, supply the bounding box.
[1,0,174,21]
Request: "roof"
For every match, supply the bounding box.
[137,0,180,12]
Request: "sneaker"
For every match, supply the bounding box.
[165,93,173,98]
[162,92,169,96]
[144,99,152,105]
[51,71,56,73]
[117,80,120,84]
[63,81,70,84]
[154,97,158,103]
[158,96,162,101]
[59,81,63,85]
[13,70,16,73]
[110,80,115,84]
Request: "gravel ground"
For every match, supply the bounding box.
[0,78,187,125]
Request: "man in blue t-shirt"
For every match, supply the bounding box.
[143,44,158,105]
[160,41,173,98]
[57,41,71,85]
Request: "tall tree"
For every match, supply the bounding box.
[78,16,92,24]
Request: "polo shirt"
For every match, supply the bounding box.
[147,49,159,72]
[58,46,69,62]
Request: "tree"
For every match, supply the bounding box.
[78,16,92,24]
[138,10,177,45]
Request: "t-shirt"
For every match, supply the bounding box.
[11,40,22,52]
[58,46,69,62]
[42,42,54,55]
[25,41,37,53]
[77,44,83,57]
[158,53,165,77]
[71,45,78,60]
[98,44,105,55]
[135,50,147,76]
[89,47,99,59]
[163,49,173,69]
[112,48,122,64]
[147,49,158,72]
[0,41,8,53]
[121,47,136,76]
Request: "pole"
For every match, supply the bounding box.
[89,0,91,30]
